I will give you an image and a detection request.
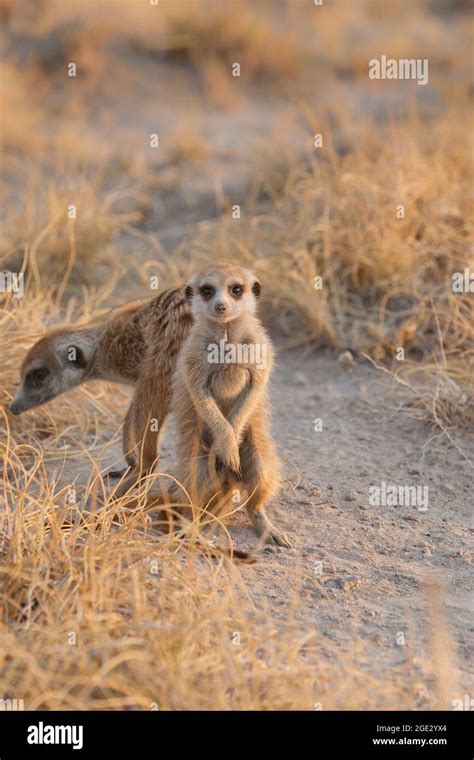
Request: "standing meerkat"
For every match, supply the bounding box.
[9,288,192,484]
[158,263,291,547]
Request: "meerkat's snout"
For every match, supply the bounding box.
[211,284,239,322]
[9,364,54,415]
[8,399,23,415]
[214,301,227,315]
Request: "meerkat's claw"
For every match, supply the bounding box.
[255,517,292,547]
[214,456,241,482]
[268,529,292,548]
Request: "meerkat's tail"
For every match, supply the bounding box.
[191,539,256,564]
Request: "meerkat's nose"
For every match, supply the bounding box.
[8,400,22,415]
[215,302,226,314]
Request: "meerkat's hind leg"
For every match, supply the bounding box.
[106,402,137,479]
[239,428,292,548]
[113,461,157,498]
[114,377,171,497]
[245,487,292,548]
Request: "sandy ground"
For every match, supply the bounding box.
[58,349,472,702]
[253,351,472,697]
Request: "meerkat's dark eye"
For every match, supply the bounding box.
[26,367,49,388]
[231,284,243,297]
[200,285,215,300]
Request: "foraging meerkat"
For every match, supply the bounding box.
[9,288,192,482]
[148,263,291,547]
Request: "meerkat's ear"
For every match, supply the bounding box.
[252,279,261,299]
[185,275,197,303]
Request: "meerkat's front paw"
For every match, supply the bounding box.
[213,432,241,476]
[215,456,242,482]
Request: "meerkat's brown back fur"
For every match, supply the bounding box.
[10,287,193,484]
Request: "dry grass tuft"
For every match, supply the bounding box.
[127,1,305,90]
[1,169,149,288]
[168,128,212,167]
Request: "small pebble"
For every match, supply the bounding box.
[337,350,354,371]
[345,492,358,502]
